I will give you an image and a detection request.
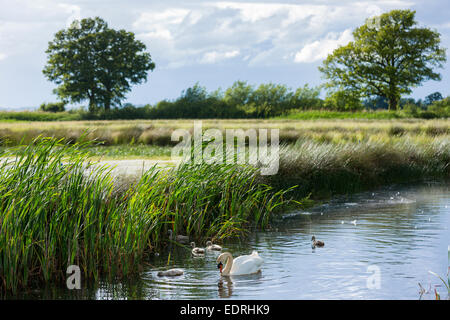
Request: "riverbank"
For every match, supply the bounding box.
[266,137,449,198]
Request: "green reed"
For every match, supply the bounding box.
[0,138,143,293]
[0,138,296,293]
[125,161,295,244]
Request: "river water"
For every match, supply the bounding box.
[11,182,450,300]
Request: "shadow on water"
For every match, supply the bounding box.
[6,181,450,300]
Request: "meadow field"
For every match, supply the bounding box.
[1,118,448,147]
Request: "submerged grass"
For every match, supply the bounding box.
[0,138,295,293]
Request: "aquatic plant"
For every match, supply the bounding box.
[125,161,295,244]
[428,270,450,300]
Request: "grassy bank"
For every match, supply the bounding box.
[0,111,81,122]
[275,110,404,120]
[0,108,447,123]
[267,137,449,198]
[0,139,294,293]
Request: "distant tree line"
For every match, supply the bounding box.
[56,83,446,120]
[148,82,325,118]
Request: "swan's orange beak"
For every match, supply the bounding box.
[217,262,223,273]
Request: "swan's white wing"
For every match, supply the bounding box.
[230,253,264,275]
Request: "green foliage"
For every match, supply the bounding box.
[424,92,443,106]
[292,84,323,110]
[39,102,66,113]
[150,85,233,119]
[224,81,253,107]
[320,9,447,110]
[324,90,364,111]
[0,111,81,122]
[43,17,155,111]
[401,102,421,117]
[149,81,325,118]
[428,97,450,117]
[248,83,293,117]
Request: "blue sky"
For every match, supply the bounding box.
[0,0,449,109]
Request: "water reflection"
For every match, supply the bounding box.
[218,277,233,298]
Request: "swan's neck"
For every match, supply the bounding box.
[222,253,233,276]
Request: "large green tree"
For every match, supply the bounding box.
[319,10,446,110]
[43,17,155,111]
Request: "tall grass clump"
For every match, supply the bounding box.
[125,161,296,243]
[0,138,153,293]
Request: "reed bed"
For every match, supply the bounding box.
[0,139,138,293]
[264,137,449,198]
[0,138,294,293]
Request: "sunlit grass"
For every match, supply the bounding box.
[263,137,449,198]
[0,118,448,147]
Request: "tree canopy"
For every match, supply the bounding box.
[319,10,446,110]
[43,17,155,111]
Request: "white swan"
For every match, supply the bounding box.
[216,251,263,276]
[157,268,184,277]
[191,242,205,256]
[206,241,222,251]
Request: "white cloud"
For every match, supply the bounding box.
[0,0,86,59]
[58,3,81,27]
[131,1,413,68]
[213,2,289,22]
[0,53,7,61]
[294,29,353,63]
[133,9,191,40]
[201,49,240,63]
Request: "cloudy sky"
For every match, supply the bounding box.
[0,0,449,109]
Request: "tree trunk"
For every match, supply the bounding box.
[88,96,96,112]
[105,99,111,111]
[388,96,398,111]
